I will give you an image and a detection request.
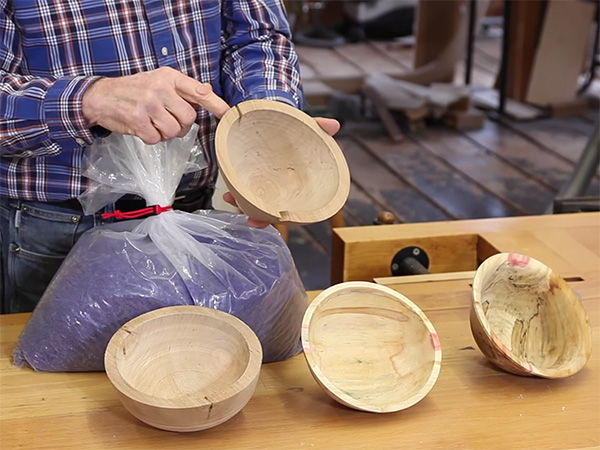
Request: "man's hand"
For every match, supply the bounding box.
[82,67,230,144]
[224,116,341,228]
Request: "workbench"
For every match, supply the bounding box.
[1,213,599,450]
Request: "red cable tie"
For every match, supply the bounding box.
[101,205,172,220]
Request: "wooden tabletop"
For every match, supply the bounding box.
[1,213,599,450]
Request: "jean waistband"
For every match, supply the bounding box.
[50,197,146,212]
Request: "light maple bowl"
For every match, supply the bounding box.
[215,99,350,225]
[471,253,592,378]
[301,282,442,413]
[104,306,262,432]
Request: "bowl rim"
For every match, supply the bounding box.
[301,281,442,413]
[215,99,351,224]
[104,305,263,409]
[471,252,591,378]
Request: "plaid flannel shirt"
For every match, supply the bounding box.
[0,0,302,202]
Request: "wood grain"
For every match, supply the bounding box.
[500,116,600,171]
[301,282,441,413]
[526,0,596,106]
[352,133,522,219]
[464,120,600,193]
[1,223,598,449]
[342,183,387,227]
[408,126,555,214]
[414,0,462,79]
[471,88,547,121]
[103,306,262,432]
[296,46,363,80]
[302,81,334,108]
[471,253,592,378]
[337,137,450,223]
[502,0,544,101]
[369,40,414,70]
[374,270,477,286]
[332,212,600,283]
[332,231,490,284]
[333,43,405,78]
[215,99,350,224]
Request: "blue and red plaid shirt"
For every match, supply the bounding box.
[0,0,302,202]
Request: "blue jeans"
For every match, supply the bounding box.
[0,187,214,314]
[0,198,102,314]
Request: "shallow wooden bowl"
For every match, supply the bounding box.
[104,306,262,432]
[301,282,442,413]
[215,99,350,224]
[471,253,592,378]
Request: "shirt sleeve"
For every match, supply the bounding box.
[0,5,99,158]
[220,0,304,109]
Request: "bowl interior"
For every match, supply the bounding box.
[226,109,340,217]
[474,254,591,377]
[304,284,439,412]
[115,312,250,402]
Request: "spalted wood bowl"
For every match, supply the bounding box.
[215,99,350,225]
[104,306,262,432]
[471,253,592,378]
[301,282,442,413]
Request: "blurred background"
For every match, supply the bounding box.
[227,0,600,290]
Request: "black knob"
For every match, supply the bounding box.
[391,246,430,276]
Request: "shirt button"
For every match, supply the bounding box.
[161,47,168,56]
[75,138,85,146]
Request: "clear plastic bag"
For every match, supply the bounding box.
[13,128,307,371]
[77,124,207,215]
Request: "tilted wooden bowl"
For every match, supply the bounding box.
[471,253,592,378]
[104,306,262,432]
[302,282,442,413]
[215,99,350,225]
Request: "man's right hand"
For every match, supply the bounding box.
[82,67,230,144]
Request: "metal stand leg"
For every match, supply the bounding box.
[464,0,477,85]
[498,0,512,115]
[578,1,600,95]
[546,123,600,213]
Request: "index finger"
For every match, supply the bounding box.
[175,77,230,119]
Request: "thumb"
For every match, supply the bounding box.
[175,76,230,118]
[315,117,341,136]
[193,83,230,119]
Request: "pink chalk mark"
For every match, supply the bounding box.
[508,253,530,267]
[430,333,442,351]
[491,333,509,354]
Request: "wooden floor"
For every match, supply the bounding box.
[286,33,600,290]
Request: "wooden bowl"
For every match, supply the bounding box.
[215,99,350,225]
[301,282,442,413]
[104,306,262,432]
[471,253,592,378]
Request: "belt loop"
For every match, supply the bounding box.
[14,200,22,229]
[96,202,116,226]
